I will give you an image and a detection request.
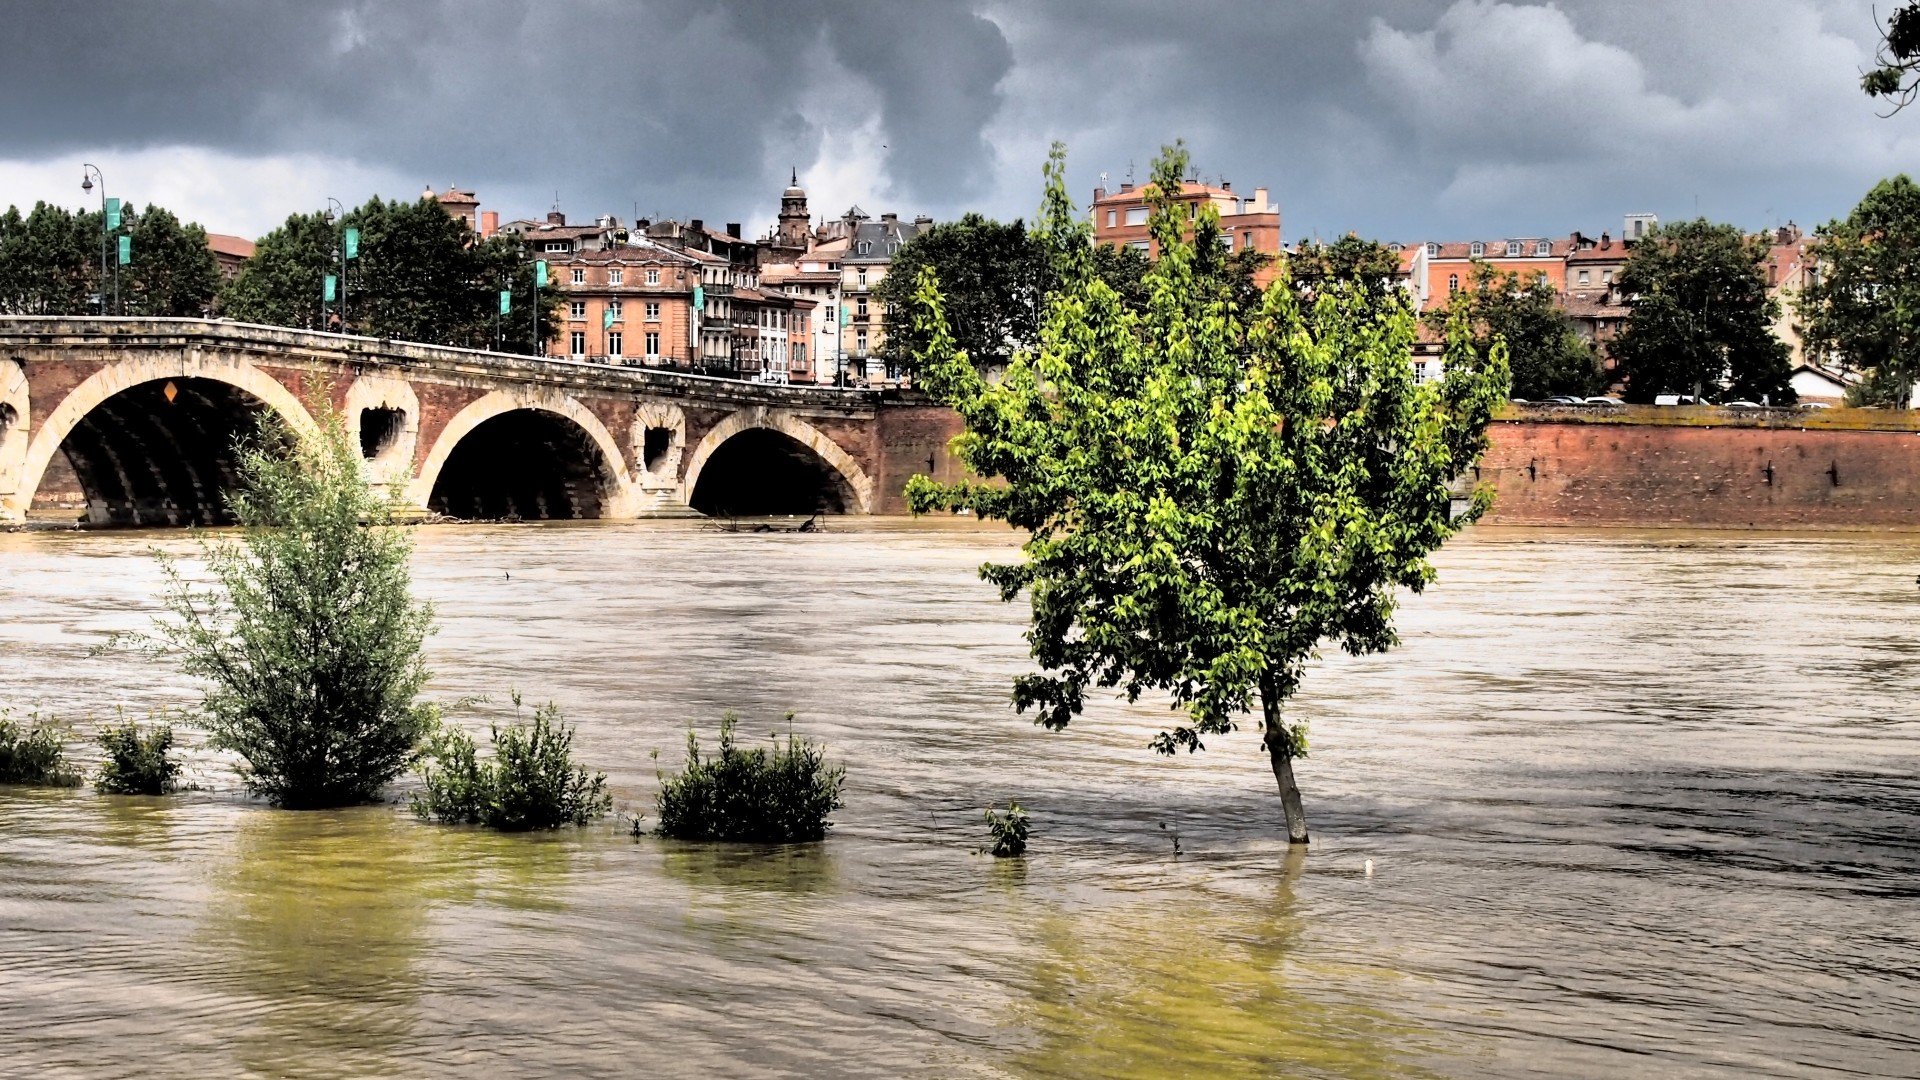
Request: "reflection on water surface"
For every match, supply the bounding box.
[2,522,1917,1078]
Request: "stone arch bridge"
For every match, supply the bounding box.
[0,318,963,526]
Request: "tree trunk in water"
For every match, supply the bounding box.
[1261,677,1310,845]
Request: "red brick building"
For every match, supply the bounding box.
[1091,179,1281,278]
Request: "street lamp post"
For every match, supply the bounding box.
[80,165,106,316]
[322,198,347,333]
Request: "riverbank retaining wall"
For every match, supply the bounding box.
[1478,411,1920,528]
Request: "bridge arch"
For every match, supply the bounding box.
[683,409,873,516]
[413,390,632,520]
[9,354,317,525]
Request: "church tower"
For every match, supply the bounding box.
[777,168,811,251]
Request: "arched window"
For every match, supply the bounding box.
[1448,274,1460,294]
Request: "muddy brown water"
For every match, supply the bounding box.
[1,521,1917,1078]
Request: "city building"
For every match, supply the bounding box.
[205,233,254,279]
[1091,179,1282,271]
[1562,230,1633,352]
[497,210,628,255]
[540,241,700,367]
[1764,223,1815,367]
[836,208,933,383]
[1415,235,1574,311]
[732,285,815,383]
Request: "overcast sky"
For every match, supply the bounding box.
[0,0,1913,243]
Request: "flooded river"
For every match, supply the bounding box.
[2,522,1917,1078]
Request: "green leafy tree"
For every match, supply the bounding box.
[121,205,219,317]
[1286,235,1404,302]
[907,143,1508,843]
[1610,219,1794,403]
[145,397,438,808]
[1435,262,1601,399]
[876,213,1155,376]
[1799,175,1920,405]
[1863,2,1920,111]
[0,202,100,314]
[219,210,336,330]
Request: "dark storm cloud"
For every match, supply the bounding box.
[0,0,1013,221]
[0,1,1910,238]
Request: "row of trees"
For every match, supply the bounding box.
[0,201,220,317]
[0,194,559,352]
[224,196,558,351]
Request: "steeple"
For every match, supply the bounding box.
[777,170,810,250]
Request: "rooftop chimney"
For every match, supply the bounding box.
[727,222,742,238]
[1119,182,1135,194]
[881,212,898,224]
[1253,186,1269,211]
[690,218,704,232]
[1221,180,1232,191]
[546,210,566,226]
[480,210,498,238]
[1093,186,1107,202]
[914,214,932,225]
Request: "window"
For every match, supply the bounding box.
[646,269,659,285]
[1469,242,1485,257]
[1244,233,1256,249]
[1124,207,1149,226]
[1426,242,1439,256]
[825,305,836,323]
[795,343,807,367]
[1578,269,1590,285]
[645,301,660,321]
[568,330,586,357]
[1218,231,1233,248]
[607,330,622,356]
[856,297,868,317]
[569,300,586,319]
[1534,240,1551,256]
[645,331,660,357]
[609,269,623,285]
[544,241,568,253]
[1536,271,1548,286]
[1106,210,1116,227]
[1128,240,1150,252]
[857,268,867,286]
[1505,240,1522,257]
[856,329,868,356]
[607,301,622,322]
[571,268,585,284]
[857,241,871,255]
[1602,269,1614,283]
[1448,274,1459,294]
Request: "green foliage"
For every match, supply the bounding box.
[654,713,846,842]
[220,196,557,350]
[1435,262,1602,399]
[144,396,438,808]
[1610,219,1794,404]
[1286,235,1404,303]
[413,696,611,830]
[1863,3,1920,111]
[94,716,181,795]
[874,209,1155,377]
[906,142,1508,839]
[984,801,1029,858]
[0,710,80,787]
[1800,175,1920,406]
[0,200,218,317]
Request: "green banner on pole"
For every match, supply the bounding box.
[343,227,359,260]
[105,197,121,230]
[499,289,512,315]
[603,307,615,329]
[535,260,548,288]
[324,274,337,303]
[117,235,131,264]
[693,284,704,310]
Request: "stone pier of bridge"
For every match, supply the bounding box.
[0,318,965,527]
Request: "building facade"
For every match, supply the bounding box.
[1091,179,1281,268]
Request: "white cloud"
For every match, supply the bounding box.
[0,146,419,238]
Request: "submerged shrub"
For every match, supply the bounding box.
[0,711,80,787]
[143,399,438,808]
[984,801,1029,858]
[413,698,612,831]
[655,713,846,842]
[95,718,181,795]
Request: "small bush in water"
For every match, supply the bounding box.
[655,713,845,842]
[984,802,1029,858]
[95,717,181,795]
[413,698,611,831]
[0,711,80,787]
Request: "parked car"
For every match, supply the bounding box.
[1584,396,1625,407]
[1546,395,1586,405]
[1653,394,1705,405]
[1799,402,1833,410]
[1723,400,1762,409]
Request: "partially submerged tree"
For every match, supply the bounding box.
[1436,262,1601,400]
[1799,174,1920,405]
[908,144,1508,843]
[146,397,438,807]
[1610,219,1794,404]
